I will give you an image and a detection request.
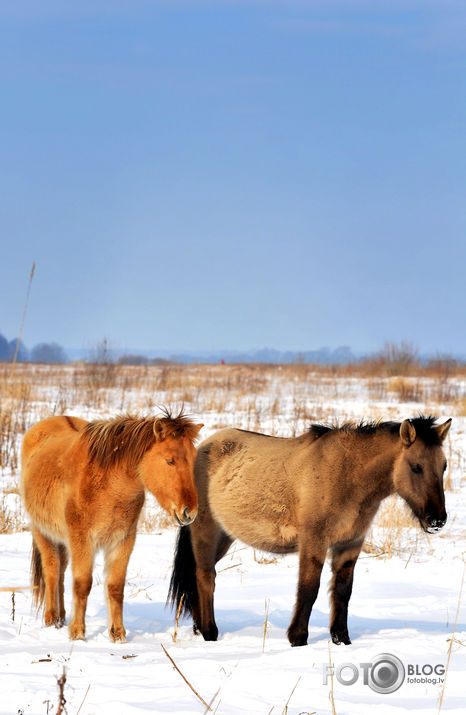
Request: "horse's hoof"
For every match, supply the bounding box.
[331,631,352,645]
[45,612,59,627]
[110,626,127,643]
[201,623,218,641]
[69,625,86,641]
[289,638,308,647]
[288,631,308,647]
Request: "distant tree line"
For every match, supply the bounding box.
[0,332,174,365]
[2,332,461,368]
[0,332,67,364]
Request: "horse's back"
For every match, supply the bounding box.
[22,415,87,458]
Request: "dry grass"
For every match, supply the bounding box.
[455,397,466,417]
[138,504,175,533]
[363,496,421,559]
[389,377,426,403]
[0,359,463,545]
[0,496,24,534]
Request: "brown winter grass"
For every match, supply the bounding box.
[363,496,420,559]
[0,359,464,549]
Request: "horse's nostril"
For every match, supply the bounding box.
[426,515,446,532]
[173,507,197,526]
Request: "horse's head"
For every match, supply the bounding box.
[139,421,203,526]
[393,417,451,533]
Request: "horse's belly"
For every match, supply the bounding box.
[216,506,298,553]
[208,469,298,554]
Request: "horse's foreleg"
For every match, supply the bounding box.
[104,531,136,643]
[32,527,61,627]
[329,539,363,645]
[287,538,327,647]
[68,537,94,641]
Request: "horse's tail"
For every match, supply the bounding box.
[167,526,198,620]
[31,536,45,613]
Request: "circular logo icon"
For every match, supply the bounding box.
[368,653,405,694]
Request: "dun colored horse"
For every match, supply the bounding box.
[169,416,451,647]
[21,410,202,642]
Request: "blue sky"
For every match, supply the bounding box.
[1,1,465,355]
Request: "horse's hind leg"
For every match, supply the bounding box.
[191,520,232,641]
[68,535,94,641]
[329,538,363,645]
[57,544,69,627]
[104,530,137,643]
[32,527,61,627]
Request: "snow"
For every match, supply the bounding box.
[1,369,465,714]
[1,527,465,714]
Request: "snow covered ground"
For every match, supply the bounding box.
[0,367,465,714]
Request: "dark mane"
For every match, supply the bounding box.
[308,423,333,439]
[83,408,198,469]
[309,415,442,446]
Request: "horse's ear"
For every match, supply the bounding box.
[435,418,452,443]
[153,420,165,441]
[194,423,204,437]
[400,419,416,447]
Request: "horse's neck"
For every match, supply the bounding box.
[351,432,398,499]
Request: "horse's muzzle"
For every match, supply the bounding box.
[423,514,447,534]
[173,507,198,526]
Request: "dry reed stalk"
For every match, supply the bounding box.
[172,593,184,643]
[76,684,91,715]
[438,561,465,713]
[8,262,35,381]
[328,640,337,715]
[262,598,270,653]
[161,643,211,711]
[444,436,454,491]
[129,584,153,600]
[56,665,67,715]
[404,534,418,569]
[0,585,38,621]
[203,686,221,714]
[217,562,241,574]
[281,676,301,715]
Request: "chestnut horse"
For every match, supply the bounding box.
[169,416,451,647]
[21,410,202,642]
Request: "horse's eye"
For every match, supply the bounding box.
[166,458,175,466]
[410,463,423,474]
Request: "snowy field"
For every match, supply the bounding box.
[0,364,465,714]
